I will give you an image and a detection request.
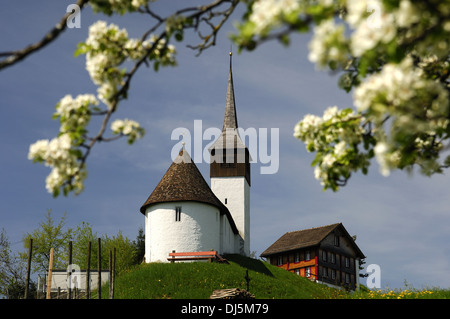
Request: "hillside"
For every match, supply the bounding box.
[103,254,450,300]
[108,254,344,299]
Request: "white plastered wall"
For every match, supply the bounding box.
[211,176,250,256]
[144,201,221,263]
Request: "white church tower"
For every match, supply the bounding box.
[209,52,251,256]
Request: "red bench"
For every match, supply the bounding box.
[167,250,228,263]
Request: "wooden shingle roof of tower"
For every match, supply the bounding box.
[210,52,247,150]
[223,51,238,131]
[139,147,238,234]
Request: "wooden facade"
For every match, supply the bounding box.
[210,147,251,185]
[261,223,365,291]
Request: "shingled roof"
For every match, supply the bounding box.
[210,52,247,151]
[260,223,365,258]
[140,147,238,234]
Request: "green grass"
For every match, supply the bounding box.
[102,254,450,299]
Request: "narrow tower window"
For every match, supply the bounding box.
[175,206,181,221]
[225,198,227,204]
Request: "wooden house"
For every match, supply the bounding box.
[260,223,365,290]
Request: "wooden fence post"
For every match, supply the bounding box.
[86,241,91,299]
[109,250,112,299]
[46,248,54,299]
[245,269,250,292]
[24,238,32,299]
[97,238,101,299]
[112,248,116,299]
[68,241,72,299]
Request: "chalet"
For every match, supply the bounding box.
[260,223,365,291]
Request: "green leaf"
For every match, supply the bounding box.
[279,34,290,46]
[174,31,183,42]
[52,188,60,198]
[153,61,160,72]
[444,155,450,166]
[74,43,88,57]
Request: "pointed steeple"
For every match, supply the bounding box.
[223,52,238,131]
[210,52,246,151]
[209,52,251,186]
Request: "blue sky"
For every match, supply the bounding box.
[1,1,449,290]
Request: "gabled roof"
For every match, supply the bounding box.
[260,223,365,258]
[139,147,238,234]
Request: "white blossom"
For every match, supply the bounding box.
[354,56,448,117]
[28,139,49,162]
[28,133,86,195]
[350,12,396,57]
[334,141,347,158]
[374,142,391,176]
[395,0,420,28]
[308,19,350,69]
[89,0,150,14]
[249,0,300,34]
[55,94,98,133]
[111,118,145,143]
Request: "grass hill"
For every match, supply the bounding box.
[106,254,449,299]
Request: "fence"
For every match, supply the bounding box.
[24,238,117,299]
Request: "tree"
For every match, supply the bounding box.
[1,1,448,194]
[20,210,73,274]
[233,0,449,191]
[71,221,99,268]
[0,229,37,299]
[102,231,137,274]
[20,211,139,274]
[23,0,239,197]
[133,227,145,265]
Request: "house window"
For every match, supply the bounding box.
[331,269,336,280]
[322,267,328,278]
[331,253,336,264]
[305,250,311,261]
[345,273,350,284]
[294,269,300,276]
[345,257,350,268]
[294,252,300,263]
[175,206,181,221]
[277,256,283,266]
[305,267,311,278]
[334,235,340,247]
[322,250,327,262]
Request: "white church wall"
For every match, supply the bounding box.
[211,177,250,256]
[219,214,238,255]
[144,201,221,263]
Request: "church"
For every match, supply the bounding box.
[139,53,251,263]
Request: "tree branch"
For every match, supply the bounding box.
[0,0,89,71]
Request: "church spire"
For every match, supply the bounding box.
[223,51,238,131]
[210,52,251,186]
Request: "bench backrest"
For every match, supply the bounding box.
[169,251,218,257]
